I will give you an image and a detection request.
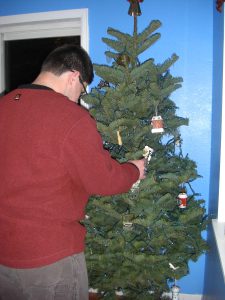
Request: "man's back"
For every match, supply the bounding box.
[0,86,91,268]
[0,85,140,269]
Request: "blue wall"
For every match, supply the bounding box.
[209,2,223,219]
[0,0,213,295]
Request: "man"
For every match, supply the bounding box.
[0,44,145,300]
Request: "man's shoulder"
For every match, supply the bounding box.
[3,87,92,127]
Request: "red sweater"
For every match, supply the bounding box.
[0,86,139,268]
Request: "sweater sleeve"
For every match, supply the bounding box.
[61,114,140,196]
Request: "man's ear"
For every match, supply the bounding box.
[68,70,79,85]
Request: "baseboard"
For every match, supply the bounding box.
[163,293,202,300]
[179,294,202,300]
[212,219,225,282]
[90,290,203,300]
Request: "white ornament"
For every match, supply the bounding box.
[169,263,179,271]
[131,146,154,192]
[143,146,154,162]
[115,290,124,296]
[89,288,98,293]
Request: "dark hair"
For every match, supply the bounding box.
[41,44,94,84]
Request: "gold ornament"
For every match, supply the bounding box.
[116,53,131,67]
[117,130,123,145]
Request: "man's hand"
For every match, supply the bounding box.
[129,159,146,180]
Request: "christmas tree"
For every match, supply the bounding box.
[84,1,208,299]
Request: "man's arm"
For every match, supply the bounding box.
[61,115,145,196]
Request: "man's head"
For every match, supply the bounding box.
[41,44,94,84]
[34,44,94,103]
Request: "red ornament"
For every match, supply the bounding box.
[177,192,187,209]
[151,115,164,133]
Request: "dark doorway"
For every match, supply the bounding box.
[4,36,80,93]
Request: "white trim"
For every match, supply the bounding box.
[163,293,202,300]
[179,294,202,300]
[212,219,225,282]
[90,290,202,300]
[0,9,89,93]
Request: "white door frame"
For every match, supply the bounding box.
[0,9,89,93]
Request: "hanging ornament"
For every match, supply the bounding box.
[117,130,123,146]
[171,285,180,300]
[131,146,154,192]
[127,0,144,16]
[115,289,124,298]
[175,137,181,147]
[143,145,154,174]
[151,115,164,133]
[97,80,110,89]
[169,263,179,271]
[159,247,167,255]
[143,145,154,161]
[89,288,101,300]
[116,52,131,67]
[177,189,188,209]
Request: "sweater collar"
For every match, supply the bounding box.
[18,84,53,91]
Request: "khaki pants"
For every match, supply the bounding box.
[0,252,88,300]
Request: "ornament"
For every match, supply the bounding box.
[116,52,131,67]
[89,288,98,293]
[169,263,179,271]
[177,191,187,209]
[151,115,164,133]
[175,138,181,146]
[117,130,123,145]
[127,0,143,16]
[89,288,101,300]
[115,289,124,297]
[171,285,180,300]
[97,80,110,89]
[143,146,154,175]
[143,146,154,162]
[159,247,167,255]
[123,213,134,230]
[131,145,154,192]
